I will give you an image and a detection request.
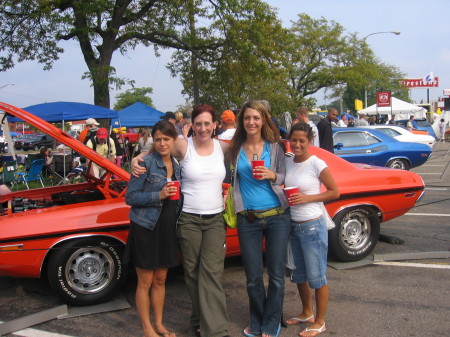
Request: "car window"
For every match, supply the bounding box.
[378,128,401,137]
[377,128,393,137]
[334,131,369,147]
[365,133,381,145]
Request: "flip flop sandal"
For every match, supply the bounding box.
[299,324,326,337]
[285,315,315,325]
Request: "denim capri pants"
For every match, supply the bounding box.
[290,215,328,289]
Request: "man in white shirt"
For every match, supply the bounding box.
[337,114,348,127]
[218,110,236,140]
[294,106,320,147]
[407,115,416,130]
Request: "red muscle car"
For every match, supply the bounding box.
[0,102,425,306]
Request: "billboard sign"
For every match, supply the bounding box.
[376,91,391,107]
[400,77,439,88]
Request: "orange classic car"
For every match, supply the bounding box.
[0,102,425,306]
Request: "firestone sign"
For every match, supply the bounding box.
[400,77,439,88]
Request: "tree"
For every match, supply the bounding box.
[283,16,409,111]
[113,87,153,111]
[168,1,298,116]
[0,0,246,108]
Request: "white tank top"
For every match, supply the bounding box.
[181,138,226,214]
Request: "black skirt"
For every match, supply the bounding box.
[124,198,178,270]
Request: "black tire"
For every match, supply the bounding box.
[387,158,410,170]
[47,237,126,306]
[328,206,380,262]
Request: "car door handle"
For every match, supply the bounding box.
[366,150,372,153]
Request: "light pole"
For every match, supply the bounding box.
[363,31,401,108]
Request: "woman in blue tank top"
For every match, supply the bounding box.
[226,100,290,337]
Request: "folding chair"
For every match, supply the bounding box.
[0,160,18,188]
[53,154,73,184]
[15,159,45,189]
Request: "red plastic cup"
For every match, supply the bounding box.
[251,160,265,179]
[169,181,180,200]
[284,186,299,206]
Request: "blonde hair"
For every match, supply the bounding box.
[175,111,183,123]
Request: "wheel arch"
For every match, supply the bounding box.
[384,156,411,168]
[329,202,383,224]
[40,234,126,278]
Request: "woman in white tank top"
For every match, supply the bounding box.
[131,105,230,337]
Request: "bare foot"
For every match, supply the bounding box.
[154,325,176,337]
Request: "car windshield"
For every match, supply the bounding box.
[415,119,431,127]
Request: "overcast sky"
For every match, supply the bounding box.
[1,0,449,112]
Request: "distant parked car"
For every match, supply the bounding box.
[13,134,39,150]
[395,118,437,138]
[332,128,432,170]
[360,125,435,149]
[14,133,55,151]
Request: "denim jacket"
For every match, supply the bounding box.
[126,152,182,230]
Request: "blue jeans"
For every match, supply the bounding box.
[237,211,291,336]
[290,216,328,289]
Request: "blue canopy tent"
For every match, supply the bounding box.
[7,101,118,122]
[111,102,165,128]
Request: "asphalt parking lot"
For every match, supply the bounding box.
[1,142,449,337]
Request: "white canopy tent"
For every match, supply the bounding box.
[357,97,427,120]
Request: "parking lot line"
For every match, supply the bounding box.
[0,323,76,337]
[375,261,450,269]
[405,212,450,217]
[11,328,76,337]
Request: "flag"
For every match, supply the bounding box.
[423,72,435,83]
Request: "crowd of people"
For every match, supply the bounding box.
[126,101,341,337]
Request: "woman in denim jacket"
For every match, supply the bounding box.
[125,120,181,337]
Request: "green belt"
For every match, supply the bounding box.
[239,207,284,219]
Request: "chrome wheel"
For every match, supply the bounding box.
[339,210,371,251]
[65,246,114,294]
[329,206,380,262]
[387,158,408,170]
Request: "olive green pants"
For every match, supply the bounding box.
[177,212,229,337]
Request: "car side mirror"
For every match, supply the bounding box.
[334,143,343,150]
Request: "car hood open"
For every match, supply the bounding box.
[0,102,130,182]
